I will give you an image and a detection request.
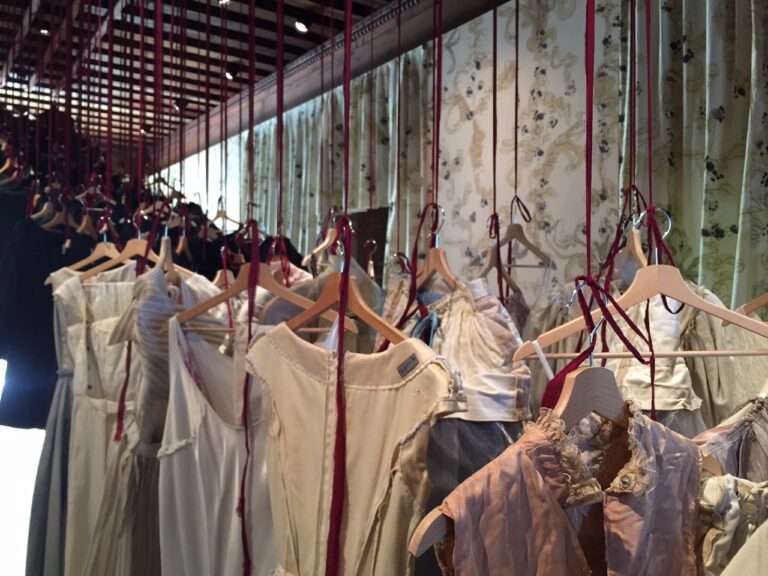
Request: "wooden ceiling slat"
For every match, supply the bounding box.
[2,0,389,146]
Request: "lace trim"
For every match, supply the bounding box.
[529,403,658,505]
[529,409,602,507]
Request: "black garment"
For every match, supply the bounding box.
[415,419,524,576]
[0,190,28,263]
[259,235,305,269]
[0,219,93,428]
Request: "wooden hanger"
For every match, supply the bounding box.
[513,264,768,362]
[554,366,629,429]
[617,228,647,267]
[41,202,79,231]
[44,241,121,285]
[477,244,521,292]
[416,247,461,291]
[286,272,405,343]
[301,227,338,268]
[175,232,192,261]
[499,222,555,269]
[725,294,768,326]
[77,237,161,281]
[168,263,357,334]
[76,211,99,241]
[30,199,54,222]
[213,268,236,288]
[214,196,241,232]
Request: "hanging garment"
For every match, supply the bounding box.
[719,512,768,576]
[694,397,768,482]
[503,287,531,336]
[258,257,379,352]
[520,280,575,413]
[431,403,701,576]
[681,287,768,428]
[258,235,305,268]
[383,277,530,423]
[26,262,137,576]
[159,317,277,576]
[306,255,384,353]
[697,474,768,575]
[82,266,233,576]
[602,294,708,437]
[414,419,523,576]
[62,273,140,576]
[0,218,93,428]
[245,323,465,576]
[377,277,531,576]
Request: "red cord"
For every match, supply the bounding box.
[324,2,354,574]
[431,0,443,208]
[276,0,285,236]
[395,0,403,252]
[489,7,504,300]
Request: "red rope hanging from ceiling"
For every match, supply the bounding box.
[105,0,114,198]
[221,0,229,221]
[430,0,443,216]
[276,0,285,237]
[489,5,504,300]
[155,0,164,182]
[137,0,146,195]
[204,0,212,210]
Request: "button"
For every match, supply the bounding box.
[619,475,632,489]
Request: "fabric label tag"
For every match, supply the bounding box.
[397,353,419,379]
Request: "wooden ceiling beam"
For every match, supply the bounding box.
[28,0,86,89]
[0,0,44,86]
[161,0,508,166]
[66,0,130,92]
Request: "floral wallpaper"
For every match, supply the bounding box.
[436,0,623,298]
[435,0,767,307]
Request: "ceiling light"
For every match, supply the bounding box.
[294,20,309,34]
[225,63,240,81]
[40,28,50,36]
[218,0,230,5]
[140,123,152,136]
[5,104,13,111]
[172,97,186,113]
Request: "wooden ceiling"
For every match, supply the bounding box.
[0,0,390,146]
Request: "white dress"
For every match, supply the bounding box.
[26,263,137,576]
[81,267,231,576]
[62,271,140,576]
[159,317,277,576]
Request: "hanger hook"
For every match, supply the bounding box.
[364,238,378,258]
[565,280,587,310]
[632,206,673,239]
[428,205,447,248]
[588,316,606,367]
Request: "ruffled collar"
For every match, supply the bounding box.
[527,402,659,508]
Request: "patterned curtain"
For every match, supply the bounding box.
[620,0,768,307]
[242,46,435,273]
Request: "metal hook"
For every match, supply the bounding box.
[428,205,447,248]
[364,238,378,258]
[335,239,346,273]
[587,316,606,367]
[633,206,673,239]
[565,280,587,310]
